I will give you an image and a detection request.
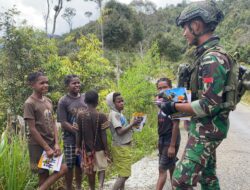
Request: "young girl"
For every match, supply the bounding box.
[77,90,110,190]
[57,74,87,190]
[106,92,141,190]
[24,71,67,190]
[155,78,181,190]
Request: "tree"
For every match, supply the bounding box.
[51,0,72,35]
[103,1,143,50]
[0,7,58,128]
[104,17,131,49]
[43,0,51,34]
[132,19,144,56]
[130,0,157,15]
[45,34,114,98]
[118,54,156,115]
[153,33,183,62]
[62,7,76,32]
[44,0,72,35]
[84,0,105,50]
[84,11,93,22]
[52,0,63,35]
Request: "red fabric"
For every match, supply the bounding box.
[203,77,214,83]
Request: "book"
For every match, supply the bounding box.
[131,112,147,132]
[163,87,192,120]
[38,151,63,172]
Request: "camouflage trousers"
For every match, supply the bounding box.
[173,135,222,190]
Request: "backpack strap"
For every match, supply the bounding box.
[191,46,238,111]
[204,48,239,110]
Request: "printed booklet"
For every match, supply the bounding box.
[163,87,192,120]
[131,112,147,132]
[38,151,63,172]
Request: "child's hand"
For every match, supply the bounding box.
[154,96,164,108]
[104,150,112,163]
[168,145,176,158]
[75,147,82,155]
[45,147,54,158]
[72,122,79,132]
[54,144,61,157]
[131,117,142,126]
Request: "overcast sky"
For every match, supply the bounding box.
[0,0,195,35]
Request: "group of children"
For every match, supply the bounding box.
[24,71,180,190]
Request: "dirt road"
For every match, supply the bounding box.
[104,103,250,190]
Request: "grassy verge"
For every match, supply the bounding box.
[0,133,37,190]
[0,107,159,189]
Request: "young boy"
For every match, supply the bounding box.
[77,90,110,190]
[57,74,87,190]
[106,92,141,190]
[155,78,181,190]
[24,71,67,190]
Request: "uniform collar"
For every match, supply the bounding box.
[194,36,220,57]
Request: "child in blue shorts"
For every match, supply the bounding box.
[57,74,87,190]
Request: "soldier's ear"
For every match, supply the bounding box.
[191,20,203,33]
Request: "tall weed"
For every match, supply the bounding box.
[0,133,36,190]
[132,109,158,161]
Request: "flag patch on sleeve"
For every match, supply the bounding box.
[203,77,214,83]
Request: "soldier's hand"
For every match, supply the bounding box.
[161,101,177,116]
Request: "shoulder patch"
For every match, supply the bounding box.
[203,77,214,83]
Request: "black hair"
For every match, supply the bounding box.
[156,77,172,88]
[113,92,121,103]
[64,74,79,86]
[84,90,98,105]
[27,71,45,83]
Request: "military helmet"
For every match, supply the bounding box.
[176,0,224,30]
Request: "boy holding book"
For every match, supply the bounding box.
[24,71,67,190]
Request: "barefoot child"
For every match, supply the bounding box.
[106,92,141,190]
[24,71,67,190]
[77,90,110,190]
[57,74,87,190]
[155,78,181,190]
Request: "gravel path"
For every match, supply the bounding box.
[104,103,250,190]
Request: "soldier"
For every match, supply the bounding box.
[159,1,232,189]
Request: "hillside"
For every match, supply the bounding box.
[60,0,250,64]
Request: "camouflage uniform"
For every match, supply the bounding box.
[171,1,230,189]
[172,37,231,190]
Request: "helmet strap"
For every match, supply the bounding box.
[188,23,199,45]
[188,22,212,46]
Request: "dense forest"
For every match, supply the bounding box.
[0,0,249,189]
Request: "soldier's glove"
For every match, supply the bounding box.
[160,101,177,116]
[157,91,168,100]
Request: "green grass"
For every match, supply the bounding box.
[132,110,158,161]
[0,106,159,189]
[0,133,37,190]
